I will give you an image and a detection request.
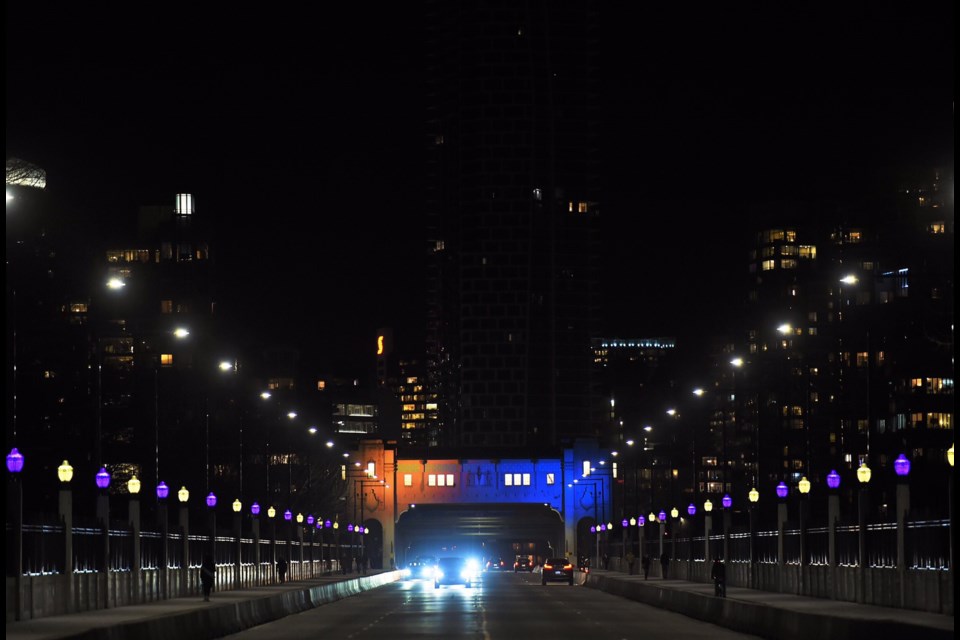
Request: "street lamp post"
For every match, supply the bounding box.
[7,448,25,620]
[856,462,871,603]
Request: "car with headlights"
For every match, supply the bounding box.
[407,555,438,580]
[541,557,574,585]
[434,556,478,588]
[486,557,508,571]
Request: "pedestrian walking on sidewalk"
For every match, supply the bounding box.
[641,554,651,580]
[625,551,636,575]
[277,556,288,583]
[200,555,216,602]
[659,551,670,579]
[711,558,726,597]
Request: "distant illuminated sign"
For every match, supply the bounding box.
[377,335,385,356]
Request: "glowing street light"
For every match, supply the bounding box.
[57,460,74,483]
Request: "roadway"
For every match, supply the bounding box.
[223,569,762,640]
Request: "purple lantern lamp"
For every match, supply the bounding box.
[6,448,24,474]
[638,515,645,526]
[776,481,788,499]
[325,520,332,528]
[95,467,111,490]
[826,469,841,489]
[590,525,596,533]
[284,509,292,521]
[894,454,911,477]
[251,502,261,516]
[348,523,355,532]
[156,481,169,500]
[722,494,732,509]
[621,518,628,527]
[206,492,217,508]
[658,510,667,522]
[307,515,315,525]
[687,503,696,516]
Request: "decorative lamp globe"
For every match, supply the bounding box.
[157,481,169,500]
[232,499,242,513]
[856,463,872,484]
[348,524,355,532]
[58,460,74,484]
[703,500,713,513]
[127,475,141,495]
[748,487,759,503]
[621,518,628,527]
[284,509,292,521]
[296,513,304,524]
[316,520,322,529]
[6,448,25,474]
[206,492,217,508]
[307,515,315,525]
[267,506,276,519]
[658,510,667,522]
[776,482,788,499]
[894,454,911,477]
[590,525,596,533]
[607,522,613,530]
[251,502,261,516]
[638,516,646,526]
[670,507,679,519]
[333,521,339,530]
[364,527,369,534]
[325,520,332,529]
[722,494,732,509]
[95,467,111,490]
[687,503,696,516]
[178,486,189,503]
[948,444,954,467]
[798,477,811,494]
[826,469,841,489]
[648,512,657,523]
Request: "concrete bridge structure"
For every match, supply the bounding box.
[346,438,613,569]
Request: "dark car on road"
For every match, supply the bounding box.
[541,557,574,585]
[486,557,508,571]
[406,555,438,580]
[514,556,534,572]
[434,557,478,588]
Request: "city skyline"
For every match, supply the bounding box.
[6,3,954,364]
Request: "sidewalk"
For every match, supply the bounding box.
[5,571,400,640]
[6,569,953,640]
[582,569,954,640]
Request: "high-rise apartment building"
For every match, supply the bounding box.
[425,1,602,449]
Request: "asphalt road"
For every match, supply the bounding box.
[223,570,763,640]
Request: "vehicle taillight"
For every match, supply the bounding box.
[544,563,553,570]
[563,564,572,570]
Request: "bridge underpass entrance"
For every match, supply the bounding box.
[396,503,564,568]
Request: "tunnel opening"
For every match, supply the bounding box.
[396,502,564,568]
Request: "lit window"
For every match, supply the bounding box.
[761,259,776,271]
[160,353,173,366]
[403,474,413,486]
[437,474,446,486]
[428,474,436,487]
[504,474,513,486]
[582,460,591,476]
[446,473,455,486]
[522,473,530,486]
[366,461,376,477]
[546,473,555,485]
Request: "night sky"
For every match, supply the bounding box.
[6,3,954,367]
